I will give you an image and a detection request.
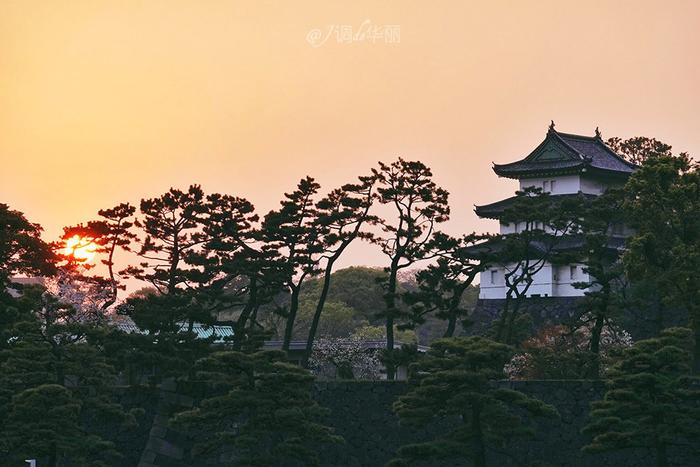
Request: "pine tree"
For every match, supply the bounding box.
[403,232,487,338]
[606,136,673,165]
[583,327,700,467]
[172,350,342,466]
[373,158,450,379]
[622,153,700,371]
[197,192,285,350]
[390,337,557,467]
[122,185,208,299]
[0,203,56,288]
[570,189,628,378]
[0,286,139,466]
[60,202,136,310]
[115,186,217,381]
[2,384,119,467]
[262,177,323,351]
[302,174,377,366]
[487,187,584,344]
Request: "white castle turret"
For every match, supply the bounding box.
[475,123,637,300]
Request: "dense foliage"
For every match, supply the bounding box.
[172,350,342,466]
[583,328,700,467]
[390,337,557,467]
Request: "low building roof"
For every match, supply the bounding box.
[114,320,235,343]
[112,320,428,351]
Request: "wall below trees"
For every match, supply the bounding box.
[470,297,584,335]
[129,380,694,467]
[471,297,689,340]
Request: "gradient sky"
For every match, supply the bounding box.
[2,0,699,274]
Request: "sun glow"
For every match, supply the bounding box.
[63,235,97,263]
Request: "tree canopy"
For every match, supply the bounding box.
[391,337,557,467]
[583,328,700,467]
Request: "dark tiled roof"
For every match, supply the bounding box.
[463,234,627,260]
[558,132,637,173]
[110,321,429,351]
[474,193,598,219]
[114,320,235,343]
[493,127,638,179]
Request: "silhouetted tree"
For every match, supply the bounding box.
[0,203,56,288]
[192,193,284,349]
[302,174,377,366]
[404,232,487,338]
[488,187,583,344]
[0,204,57,355]
[122,185,212,331]
[373,158,450,379]
[123,185,207,296]
[262,177,323,352]
[61,203,136,310]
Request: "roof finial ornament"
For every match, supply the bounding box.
[548,120,556,133]
[595,126,602,139]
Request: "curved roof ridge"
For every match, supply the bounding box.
[553,130,597,141]
[493,130,582,170]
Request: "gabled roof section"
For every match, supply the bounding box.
[493,124,638,179]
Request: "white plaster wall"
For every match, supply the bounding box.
[499,221,560,235]
[552,263,588,297]
[480,174,625,300]
[580,176,627,195]
[520,175,581,194]
[479,262,588,299]
[479,268,506,299]
[500,222,515,234]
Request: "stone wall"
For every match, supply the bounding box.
[127,380,695,467]
[313,380,645,467]
[470,297,584,335]
[470,297,688,340]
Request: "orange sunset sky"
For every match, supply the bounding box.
[2,0,699,273]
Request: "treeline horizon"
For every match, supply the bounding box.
[2,135,700,466]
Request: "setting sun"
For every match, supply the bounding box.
[63,235,97,263]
